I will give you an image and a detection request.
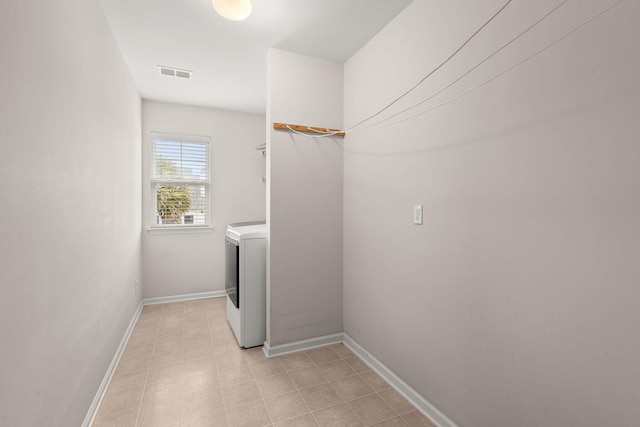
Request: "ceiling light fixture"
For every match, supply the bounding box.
[212,0,252,21]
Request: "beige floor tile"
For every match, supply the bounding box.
[213,342,244,357]
[211,328,238,346]
[183,373,224,418]
[185,315,209,328]
[215,350,248,370]
[160,321,184,334]
[275,413,319,427]
[188,331,210,344]
[299,383,343,412]
[210,321,233,334]
[288,366,328,389]
[206,309,227,326]
[225,399,271,427]
[156,327,184,339]
[243,346,267,364]
[348,394,396,426]
[313,403,363,427]
[185,316,208,329]
[163,301,186,312]
[221,380,261,407]
[108,368,148,393]
[207,311,227,324]
[97,386,144,414]
[94,300,421,427]
[126,329,157,347]
[185,318,209,329]
[359,372,391,392]
[264,391,310,423]
[184,357,218,378]
[342,358,372,375]
[370,417,408,427]
[116,354,152,377]
[186,334,214,349]
[147,362,184,384]
[255,372,297,399]
[120,343,154,363]
[400,411,436,427]
[185,343,215,361]
[185,308,208,319]
[155,337,184,353]
[306,347,340,365]
[185,303,207,315]
[184,299,207,312]
[279,352,316,372]
[211,335,237,348]
[91,407,138,427]
[377,389,415,415]
[181,371,221,394]
[138,378,182,427]
[162,304,185,314]
[218,364,254,387]
[328,344,354,360]
[142,304,163,314]
[151,347,185,367]
[183,408,228,427]
[158,320,185,334]
[133,321,160,337]
[136,322,161,335]
[204,297,226,307]
[250,358,285,378]
[137,312,162,325]
[317,360,356,382]
[331,376,374,401]
[162,313,185,324]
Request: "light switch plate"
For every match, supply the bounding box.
[413,204,423,225]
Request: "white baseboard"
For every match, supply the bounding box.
[82,301,144,427]
[263,332,344,358]
[83,290,225,426]
[343,334,458,427]
[143,290,226,305]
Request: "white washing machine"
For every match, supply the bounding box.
[225,221,266,348]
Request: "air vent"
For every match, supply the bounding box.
[157,66,193,79]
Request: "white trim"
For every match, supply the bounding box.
[82,302,144,427]
[147,226,214,235]
[150,131,210,143]
[82,291,226,426]
[263,333,344,358]
[143,290,226,305]
[343,334,459,427]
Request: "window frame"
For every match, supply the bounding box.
[149,132,212,233]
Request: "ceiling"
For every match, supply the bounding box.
[99,0,413,114]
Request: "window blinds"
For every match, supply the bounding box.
[151,136,210,226]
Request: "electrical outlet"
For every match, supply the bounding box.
[413,204,423,225]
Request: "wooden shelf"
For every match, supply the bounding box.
[273,122,345,137]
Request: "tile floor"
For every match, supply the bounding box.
[91,297,435,427]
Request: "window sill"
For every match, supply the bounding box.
[147,226,214,235]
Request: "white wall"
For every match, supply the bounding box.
[0,0,142,425]
[141,101,266,298]
[267,49,344,346]
[344,1,640,426]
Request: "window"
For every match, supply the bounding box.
[151,133,210,228]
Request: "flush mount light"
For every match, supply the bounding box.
[212,0,252,21]
[157,66,193,79]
